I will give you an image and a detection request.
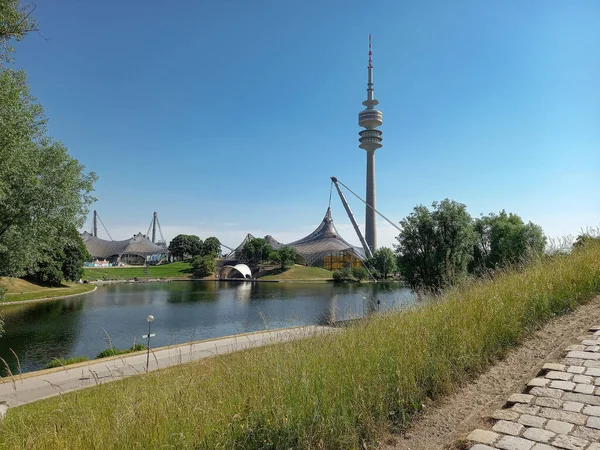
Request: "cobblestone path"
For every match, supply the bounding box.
[466,325,600,450]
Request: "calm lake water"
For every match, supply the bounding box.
[0,281,414,374]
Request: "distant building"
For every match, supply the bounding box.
[81,231,168,266]
[223,208,365,270]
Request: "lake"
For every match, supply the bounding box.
[0,281,414,374]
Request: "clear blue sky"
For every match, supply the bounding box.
[15,0,600,248]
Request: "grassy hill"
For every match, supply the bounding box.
[258,265,333,281]
[0,277,95,303]
[82,262,192,281]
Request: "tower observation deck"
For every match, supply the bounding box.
[358,35,382,253]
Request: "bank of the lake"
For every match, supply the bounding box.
[0,280,414,374]
[0,278,96,304]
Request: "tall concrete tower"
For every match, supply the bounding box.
[358,35,383,253]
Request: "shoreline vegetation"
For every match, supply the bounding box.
[1,243,598,448]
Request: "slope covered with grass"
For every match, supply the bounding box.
[0,278,95,303]
[259,265,334,280]
[1,243,599,449]
[82,262,192,281]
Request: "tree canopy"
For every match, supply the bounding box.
[168,234,203,260]
[470,211,546,273]
[202,237,221,257]
[370,247,397,279]
[191,255,216,278]
[395,199,476,290]
[241,238,273,263]
[0,5,96,279]
[573,233,600,250]
[0,0,37,64]
[274,246,297,269]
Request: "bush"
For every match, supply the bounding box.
[192,255,216,278]
[332,267,355,282]
[45,356,88,369]
[352,266,368,281]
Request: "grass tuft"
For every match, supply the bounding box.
[95,343,147,359]
[1,242,599,449]
[44,356,89,369]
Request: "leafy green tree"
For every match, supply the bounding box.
[395,199,476,290]
[352,266,368,281]
[192,255,216,278]
[471,211,546,273]
[168,234,203,260]
[241,238,272,263]
[202,237,221,257]
[274,246,297,269]
[0,70,96,277]
[26,227,90,286]
[0,0,37,64]
[61,231,90,281]
[371,247,397,279]
[573,233,600,249]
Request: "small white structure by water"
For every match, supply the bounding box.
[219,264,252,280]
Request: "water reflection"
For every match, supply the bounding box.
[0,281,413,374]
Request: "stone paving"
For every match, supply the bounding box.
[465,325,600,450]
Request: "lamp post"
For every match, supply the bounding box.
[144,314,155,373]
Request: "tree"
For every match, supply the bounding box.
[202,237,221,257]
[26,227,90,286]
[168,234,203,260]
[471,211,546,273]
[0,70,96,277]
[274,246,297,269]
[395,199,476,290]
[371,247,397,279]
[241,238,272,263]
[573,234,600,250]
[0,0,37,64]
[352,266,368,281]
[191,255,216,278]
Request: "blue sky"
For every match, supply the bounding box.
[15,0,600,248]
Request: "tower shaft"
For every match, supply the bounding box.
[365,150,376,251]
[358,35,382,254]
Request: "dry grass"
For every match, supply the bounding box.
[0,243,599,449]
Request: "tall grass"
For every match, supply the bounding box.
[1,242,599,449]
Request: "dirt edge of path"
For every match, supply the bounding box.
[382,294,600,450]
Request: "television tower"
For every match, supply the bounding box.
[358,35,383,253]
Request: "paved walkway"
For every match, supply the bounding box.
[466,325,600,450]
[0,326,331,408]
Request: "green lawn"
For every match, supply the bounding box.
[259,264,334,281]
[82,262,192,281]
[2,243,599,449]
[1,278,96,303]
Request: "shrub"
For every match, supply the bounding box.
[333,267,355,282]
[191,255,216,278]
[352,266,368,281]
